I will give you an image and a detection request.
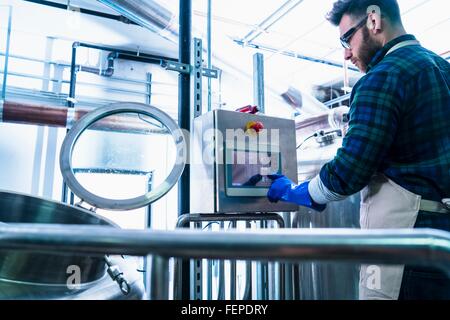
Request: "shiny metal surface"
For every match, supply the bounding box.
[3,223,450,301]
[0,256,144,300]
[147,255,169,300]
[191,110,298,213]
[60,102,186,211]
[98,0,177,41]
[0,191,144,299]
[0,190,112,285]
[1,224,450,275]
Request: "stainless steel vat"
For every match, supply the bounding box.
[0,191,145,299]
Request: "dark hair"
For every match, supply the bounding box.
[327,0,402,26]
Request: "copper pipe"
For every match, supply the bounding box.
[2,100,68,127]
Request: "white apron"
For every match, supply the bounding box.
[358,174,421,300]
[358,39,422,300]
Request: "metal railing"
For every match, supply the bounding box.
[1,224,450,300]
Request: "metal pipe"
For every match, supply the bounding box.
[253,53,265,113]
[257,220,269,300]
[178,0,191,217]
[177,213,285,225]
[217,224,226,300]
[2,100,68,127]
[240,0,305,44]
[0,51,70,68]
[191,222,203,300]
[146,72,152,105]
[78,52,117,77]
[68,43,78,108]
[147,255,170,300]
[67,41,177,107]
[178,0,192,301]
[230,221,237,300]
[242,221,253,300]
[72,42,177,63]
[295,113,331,140]
[0,100,170,135]
[2,224,450,276]
[98,0,178,43]
[1,6,12,99]
[282,213,293,300]
[324,93,351,107]
[0,70,154,96]
[23,0,138,25]
[235,40,360,72]
[206,223,213,300]
[0,51,174,86]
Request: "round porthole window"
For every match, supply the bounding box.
[60,102,186,211]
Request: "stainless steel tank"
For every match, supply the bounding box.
[294,108,361,300]
[0,191,145,300]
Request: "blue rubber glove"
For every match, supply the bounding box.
[267,175,327,212]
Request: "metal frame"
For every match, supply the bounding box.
[174,213,286,300]
[239,0,305,44]
[59,102,186,211]
[178,0,192,300]
[192,38,203,118]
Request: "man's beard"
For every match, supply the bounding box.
[358,27,382,73]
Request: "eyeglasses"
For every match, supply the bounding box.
[340,16,368,49]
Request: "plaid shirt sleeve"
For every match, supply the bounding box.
[316,70,403,197]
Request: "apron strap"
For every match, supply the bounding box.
[420,199,450,214]
[386,40,421,56]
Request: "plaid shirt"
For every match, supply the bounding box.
[318,34,450,202]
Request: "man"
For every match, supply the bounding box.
[268,0,450,300]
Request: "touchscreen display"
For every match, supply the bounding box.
[230,150,280,187]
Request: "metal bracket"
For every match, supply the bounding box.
[161,60,191,74]
[160,60,218,79]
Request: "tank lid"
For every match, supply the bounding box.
[59,102,186,211]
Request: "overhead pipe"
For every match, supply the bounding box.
[235,40,360,72]
[78,52,118,77]
[240,0,305,44]
[98,0,178,43]
[23,0,139,25]
[0,100,168,134]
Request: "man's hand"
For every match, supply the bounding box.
[267,175,327,212]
